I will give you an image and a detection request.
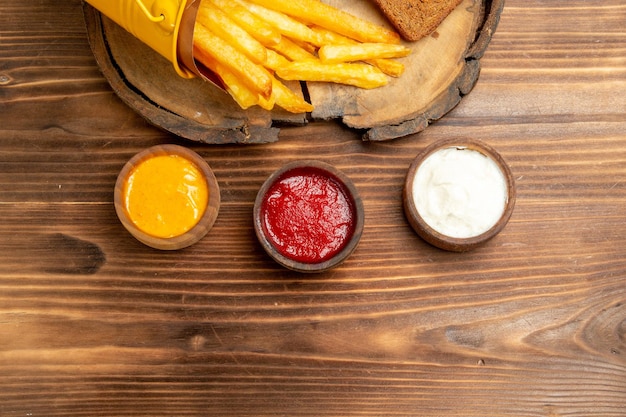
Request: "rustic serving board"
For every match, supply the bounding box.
[83,0,503,144]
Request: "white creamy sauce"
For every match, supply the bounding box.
[412,147,508,239]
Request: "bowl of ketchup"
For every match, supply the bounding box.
[253,160,364,273]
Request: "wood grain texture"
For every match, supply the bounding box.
[1,1,625,416]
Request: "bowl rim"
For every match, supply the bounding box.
[253,160,364,273]
[403,138,516,252]
[114,144,220,250]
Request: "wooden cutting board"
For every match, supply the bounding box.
[83,0,503,144]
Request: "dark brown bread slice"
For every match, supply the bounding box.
[372,0,464,42]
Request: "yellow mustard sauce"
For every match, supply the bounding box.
[123,154,208,238]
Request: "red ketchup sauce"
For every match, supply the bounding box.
[260,167,356,264]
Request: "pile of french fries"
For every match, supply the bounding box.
[192,0,410,113]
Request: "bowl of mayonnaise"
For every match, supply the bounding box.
[403,139,516,252]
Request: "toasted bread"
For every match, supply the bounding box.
[372,0,464,42]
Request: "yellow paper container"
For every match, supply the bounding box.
[84,0,201,78]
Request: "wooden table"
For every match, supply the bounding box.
[1,1,625,416]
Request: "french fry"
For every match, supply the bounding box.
[207,0,281,46]
[368,58,405,78]
[319,43,411,64]
[271,76,314,113]
[196,3,267,64]
[276,61,388,89]
[268,36,317,62]
[264,49,292,72]
[311,25,405,77]
[257,92,276,111]
[290,38,318,55]
[245,0,400,44]
[193,46,259,109]
[238,0,325,47]
[193,24,273,99]
[253,65,312,113]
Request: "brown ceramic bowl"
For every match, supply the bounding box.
[403,139,516,252]
[114,144,220,250]
[253,160,364,273]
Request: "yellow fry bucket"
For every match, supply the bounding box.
[85,0,202,79]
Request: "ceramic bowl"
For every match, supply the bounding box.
[253,160,364,272]
[114,144,220,250]
[403,139,516,252]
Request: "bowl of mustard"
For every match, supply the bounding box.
[114,144,220,250]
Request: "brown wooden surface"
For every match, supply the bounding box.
[1,0,625,416]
